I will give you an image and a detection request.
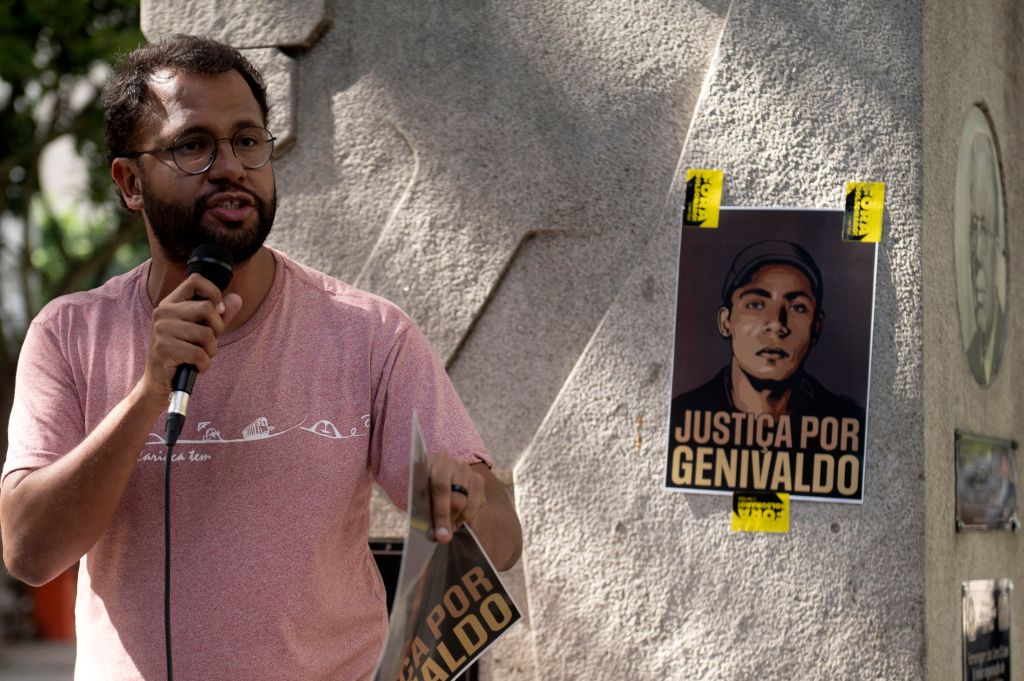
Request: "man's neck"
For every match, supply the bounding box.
[729,361,793,418]
[146,246,276,334]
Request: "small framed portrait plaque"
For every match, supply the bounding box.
[955,431,1018,531]
[963,579,1011,681]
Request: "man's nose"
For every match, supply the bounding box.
[206,138,246,181]
[763,305,790,336]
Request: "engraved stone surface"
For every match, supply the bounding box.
[270,0,725,371]
[141,0,330,48]
[241,48,297,153]
[515,0,927,677]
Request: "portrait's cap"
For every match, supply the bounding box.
[721,240,823,307]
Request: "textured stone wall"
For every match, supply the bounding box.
[923,2,1024,679]
[144,1,928,678]
[512,2,925,678]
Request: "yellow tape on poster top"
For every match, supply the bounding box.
[842,181,885,242]
[731,493,790,533]
[683,169,724,228]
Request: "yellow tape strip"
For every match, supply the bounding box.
[683,169,724,228]
[842,181,885,242]
[731,493,790,533]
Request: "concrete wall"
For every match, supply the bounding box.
[144,1,930,678]
[923,2,1024,679]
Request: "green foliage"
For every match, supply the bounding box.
[0,0,147,361]
[29,196,149,300]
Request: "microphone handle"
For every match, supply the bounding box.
[171,363,198,396]
[165,364,196,446]
[164,291,212,445]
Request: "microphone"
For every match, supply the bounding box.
[164,244,234,447]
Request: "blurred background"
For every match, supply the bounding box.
[0,0,147,676]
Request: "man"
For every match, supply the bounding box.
[0,34,521,680]
[674,240,862,420]
[964,133,1005,386]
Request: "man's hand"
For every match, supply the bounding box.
[140,273,243,407]
[426,454,486,543]
[425,456,523,570]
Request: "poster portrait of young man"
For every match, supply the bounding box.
[673,239,863,421]
[667,208,876,502]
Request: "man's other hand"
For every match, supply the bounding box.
[426,454,486,543]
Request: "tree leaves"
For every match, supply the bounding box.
[1,0,146,336]
[0,0,148,446]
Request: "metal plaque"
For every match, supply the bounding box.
[956,432,1019,531]
[963,579,1011,681]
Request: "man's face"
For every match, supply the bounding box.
[126,69,276,265]
[719,263,820,384]
[969,166,998,336]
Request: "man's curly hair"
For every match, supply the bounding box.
[101,33,269,164]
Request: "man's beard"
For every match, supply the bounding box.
[141,181,277,266]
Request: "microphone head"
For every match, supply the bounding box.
[186,244,234,291]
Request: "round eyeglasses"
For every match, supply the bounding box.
[123,126,277,175]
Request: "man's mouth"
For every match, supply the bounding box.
[206,192,255,222]
[756,347,789,359]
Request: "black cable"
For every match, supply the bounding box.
[165,442,174,681]
[158,243,230,681]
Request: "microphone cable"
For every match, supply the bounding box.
[160,244,234,681]
[164,442,175,681]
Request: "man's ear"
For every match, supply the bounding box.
[717,306,732,339]
[111,158,144,212]
[811,310,825,345]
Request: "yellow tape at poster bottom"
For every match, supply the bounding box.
[842,181,884,242]
[731,492,790,533]
[683,169,724,228]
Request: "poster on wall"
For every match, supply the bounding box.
[963,579,1012,681]
[666,208,877,503]
[374,421,521,681]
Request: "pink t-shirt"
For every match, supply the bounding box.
[3,249,490,680]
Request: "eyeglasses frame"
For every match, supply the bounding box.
[122,126,278,175]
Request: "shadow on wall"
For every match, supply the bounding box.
[271,0,727,468]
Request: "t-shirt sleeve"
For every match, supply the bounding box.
[3,314,85,484]
[369,319,491,510]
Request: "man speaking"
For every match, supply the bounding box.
[0,34,522,680]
